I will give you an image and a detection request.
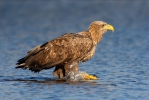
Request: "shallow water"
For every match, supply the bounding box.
[0,0,149,100]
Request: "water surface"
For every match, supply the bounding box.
[0,0,149,100]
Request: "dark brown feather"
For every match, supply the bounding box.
[16,33,93,72]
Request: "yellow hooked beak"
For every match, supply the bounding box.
[103,24,114,32]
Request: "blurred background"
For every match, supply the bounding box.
[0,0,149,100]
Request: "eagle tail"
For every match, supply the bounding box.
[16,57,42,73]
[16,57,28,69]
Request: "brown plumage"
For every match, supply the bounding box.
[16,21,114,79]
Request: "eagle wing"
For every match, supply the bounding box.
[16,33,93,72]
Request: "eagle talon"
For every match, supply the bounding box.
[83,74,98,80]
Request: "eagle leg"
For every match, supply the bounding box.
[64,62,98,80]
[52,64,65,79]
[64,62,79,77]
[52,62,79,79]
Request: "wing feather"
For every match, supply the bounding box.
[16,33,93,72]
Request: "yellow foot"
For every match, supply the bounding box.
[82,73,98,80]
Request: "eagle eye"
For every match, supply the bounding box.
[102,24,106,27]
